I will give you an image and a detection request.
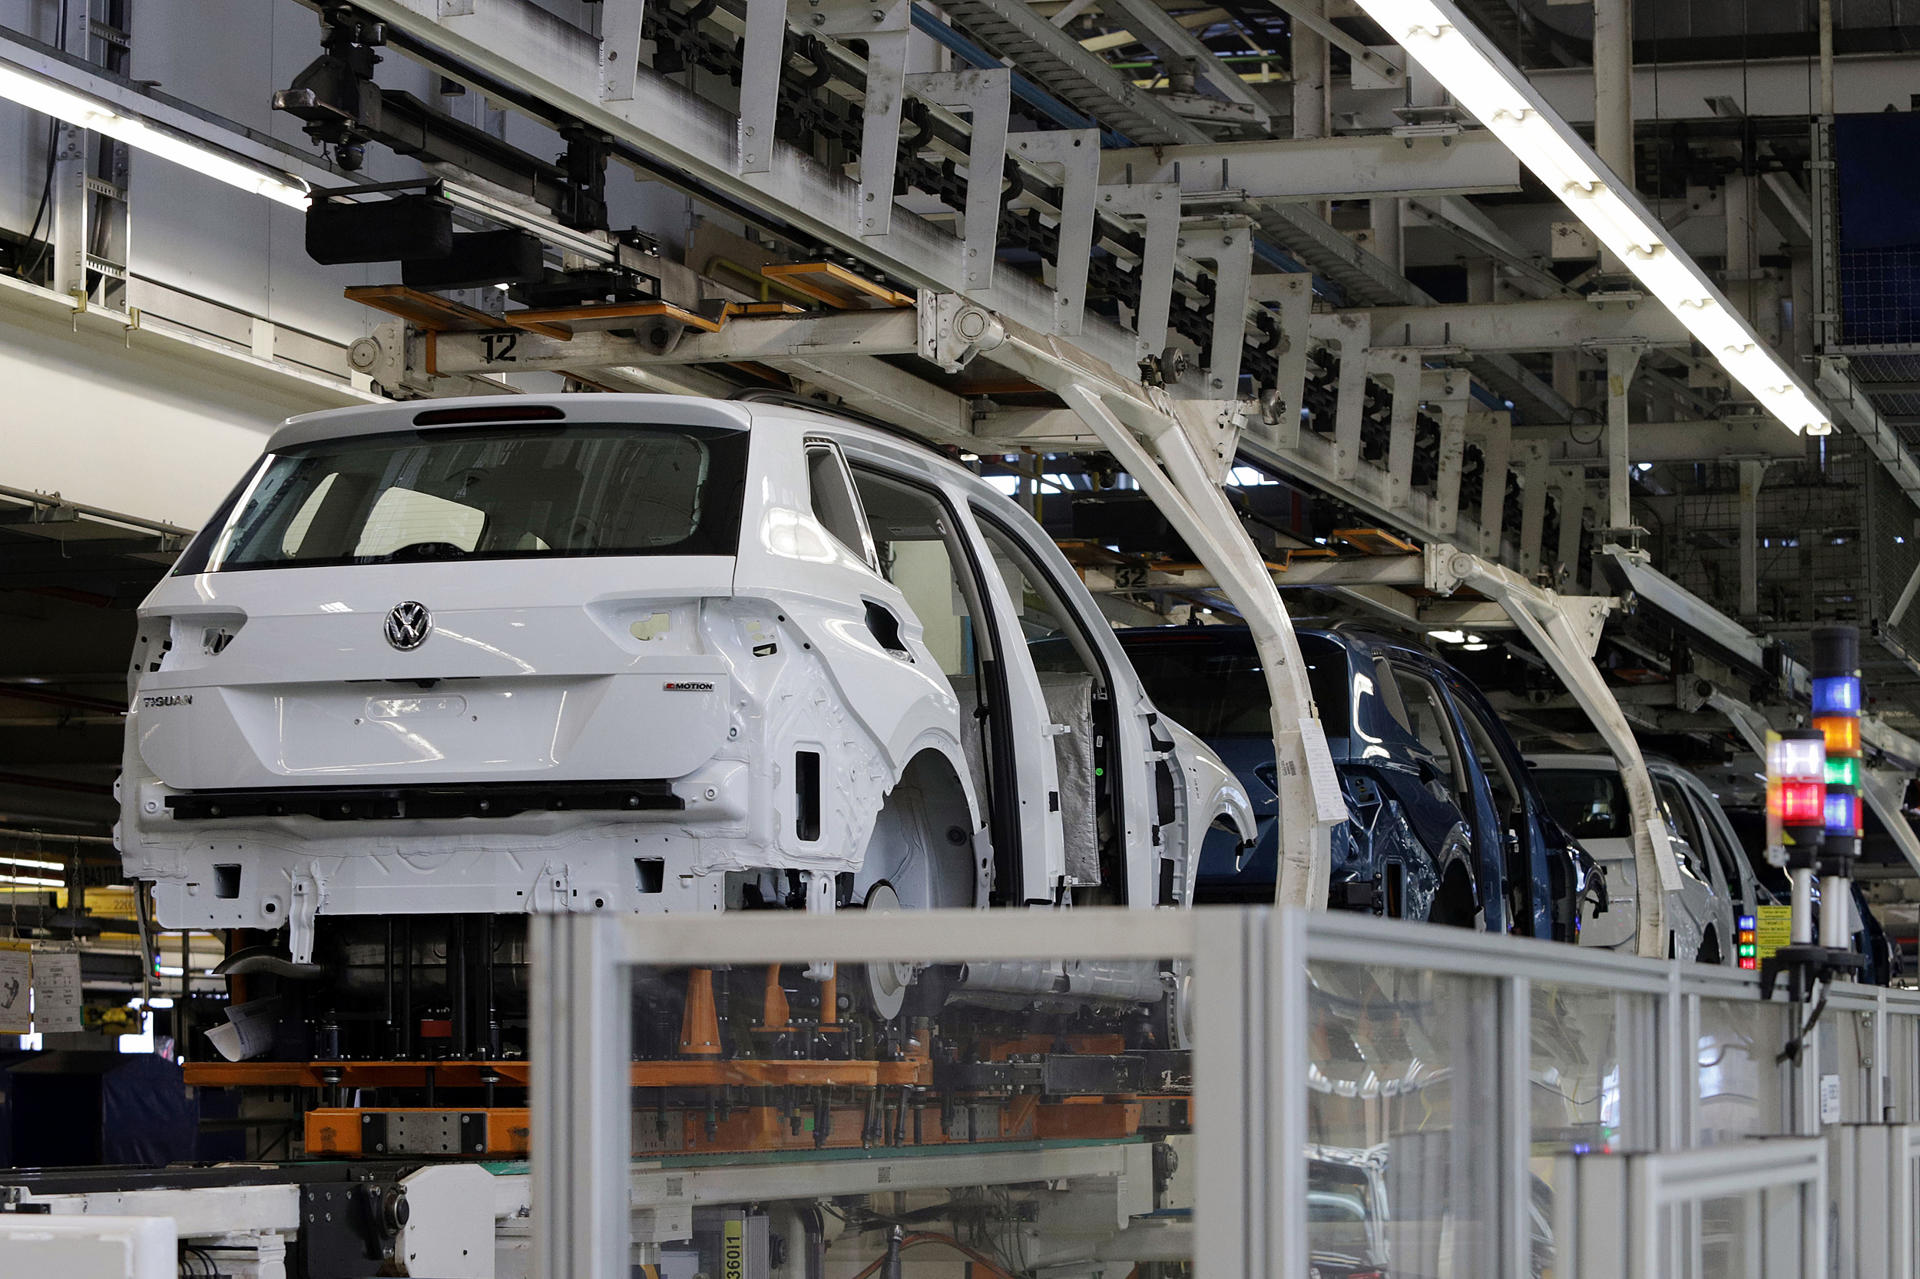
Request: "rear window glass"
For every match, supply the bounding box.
[1534,767,1631,840]
[1113,630,1349,735]
[175,423,748,573]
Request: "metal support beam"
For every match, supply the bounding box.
[1738,459,1766,617]
[1511,419,1803,463]
[1473,409,1513,559]
[1097,131,1521,203]
[1593,0,1634,273]
[1437,547,1678,956]
[427,307,919,373]
[1265,0,1402,88]
[1606,344,1643,530]
[1091,0,1272,124]
[1357,297,1688,354]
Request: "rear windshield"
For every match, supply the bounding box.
[1114,631,1349,735]
[174,424,748,574]
[1534,767,1630,840]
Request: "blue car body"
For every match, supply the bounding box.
[1114,626,1597,941]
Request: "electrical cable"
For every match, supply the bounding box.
[844,1231,1021,1279]
[1776,977,1831,1065]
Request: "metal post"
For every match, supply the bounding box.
[1498,976,1531,1279]
[1605,345,1642,531]
[1593,0,1634,273]
[531,912,630,1279]
[1739,460,1766,617]
[1195,907,1263,1279]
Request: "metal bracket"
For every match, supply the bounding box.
[1367,349,1420,510]
[598,0,647,102]
[817,0,914,237]
[1423,369,1472,539]
[289,867,326,967]
[1174,217,1255,401]
[1009,130,1100,336]
[906,70,1011,291]
[1095,184,1179,360]
[1245,273,1313,449]
[1309,311,1370,482]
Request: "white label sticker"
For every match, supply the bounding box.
[1820,1074,1842,1124]
[0,942,29,1035]
[1298,718,1349,825]
[32,949,83,1034]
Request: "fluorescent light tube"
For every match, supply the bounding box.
[1357,0,1833,435]
[0,60,309,209]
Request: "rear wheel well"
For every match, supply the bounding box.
[854,749,979,909]
[1697,926,1722,965]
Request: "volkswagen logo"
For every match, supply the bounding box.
[384,601,432,652]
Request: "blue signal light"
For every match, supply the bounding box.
[1738,915,1756,930]
[1825,792,1856,834]
[1813,675,1862,716]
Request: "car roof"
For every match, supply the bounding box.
[265,392,950,460]
[1527,752,1688,780]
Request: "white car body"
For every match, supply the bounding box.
[117,395,1254,965]
[1529,753,1755,964]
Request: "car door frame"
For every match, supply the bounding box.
[965,498,1166,907]
[838,448,1067,906]
[1437,666,1555,939]
[1381,652,1509,935]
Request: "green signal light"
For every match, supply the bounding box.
[1738,944,1757,957]
[1825,756,1860,787]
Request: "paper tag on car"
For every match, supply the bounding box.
[207,997,282,1062]
[32,949,83,1034]
[1299,718,1348,825]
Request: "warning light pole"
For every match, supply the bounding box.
[1760,625,1868,1001]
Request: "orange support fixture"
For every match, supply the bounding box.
[819,969,838,1026]
[761,964,790,1031]
[679,968,723,1056]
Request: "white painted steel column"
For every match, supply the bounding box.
[1593,0,1634,274]
[1605,345,1642,532]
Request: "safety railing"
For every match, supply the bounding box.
[529,906,1920,1279]
[1551,1138,1826,1279]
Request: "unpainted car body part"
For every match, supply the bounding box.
[117,394,1255,966]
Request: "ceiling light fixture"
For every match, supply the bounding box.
[0,59,310,209]
[1350,0,1833,436]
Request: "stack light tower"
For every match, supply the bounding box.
[1813,625,1864,950]
[1760,625,1867,1001]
